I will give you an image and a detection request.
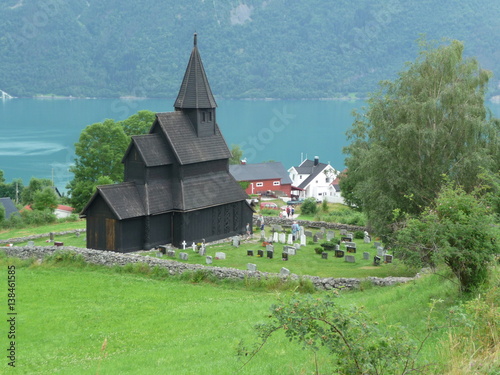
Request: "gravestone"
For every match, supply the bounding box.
[300,234,307,246]
[273,232,279,243]
[320,226,326,233]
[287,234,294,245]
[49,232,54,241]
[247,250,254,256]
[167,250,176,258]
[384,254,393,263]
[215,252,226,260]
[273,224,283,232]
[286,247,296,256]
[364,236,371,243]
[247,263,257,272]
[326,231,335,241]
[345,242,356,248]
[206,256,213,265]
[294,243,301,250]
[299,227,305,237]
[346,246,356,253]
[363,252,370,260]
[345,255,356,263]
[27,241,35,247]
[340,229,347,235]
[267,250,274,259]
[257,250,264,257]
[282,252,288,261]
[179,252,188,261]
[266,244,274,252]
[199,247,206,256]
[377,246,385,257]
[373,256,381,266]
[54,241,64,247]
[335,250,345,258]
[192,242,197,252]
[260,231,266,241]
[334,244,340,251]
[279,233,286,244]
[232,236,240,247]
[340,236,351,242]
[158,245,167,255]
[280,267,290,276]
[321,252,328,259]
[315,231,324,239]
[304,230,313,237]
[374,241,381,248]
[75,231,80,238]
[181,240,187,250]
[313,235,318,243]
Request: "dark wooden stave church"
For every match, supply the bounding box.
[81,35,253,252]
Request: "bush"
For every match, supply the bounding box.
[314,247,324,254]
[300,197,318,216]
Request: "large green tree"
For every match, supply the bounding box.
[394,183,499,292]
[67,119,129,212]
[341,40,500,236]
[21,178,54,205]
[119,110,156,137]
[32,187,59,211]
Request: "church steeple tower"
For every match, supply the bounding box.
[174,33,217,137]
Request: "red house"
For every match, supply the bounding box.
[229,161,292,197]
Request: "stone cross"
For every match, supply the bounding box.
[192,242,197,252]
[181,240,187,250]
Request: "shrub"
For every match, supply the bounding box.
[314,247,323,254]
[300,198,318,216]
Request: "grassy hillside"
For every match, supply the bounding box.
[1,252,497,374]
[1,0,499,98]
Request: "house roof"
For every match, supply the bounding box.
[124,133,175,167]
[0,197,18,219]
[154,112,231,165]
[229,162,292,184]
[174,33,217,110]
[293,159,331,189]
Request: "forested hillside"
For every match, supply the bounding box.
[1,0,499,98]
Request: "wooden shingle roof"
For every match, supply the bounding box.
[174,33,217,110]
[96,183,146,220]
[155,112,231,165]
[127,133,174,167]
[181,172,249,211]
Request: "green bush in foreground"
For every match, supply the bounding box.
[238,293,435,374]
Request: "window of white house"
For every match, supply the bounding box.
[256,182,263,187]
[273,181,280,186]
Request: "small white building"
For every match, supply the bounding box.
[288,156,343,203]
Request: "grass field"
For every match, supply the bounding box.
[0,254,466,375]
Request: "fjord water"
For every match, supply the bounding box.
[1,98,499,193]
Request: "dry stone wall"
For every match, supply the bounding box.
[0,245,416,290]
[254,216,367,232]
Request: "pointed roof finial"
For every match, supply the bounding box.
[193,32,197,47]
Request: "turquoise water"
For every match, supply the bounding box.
[1,98,499,193]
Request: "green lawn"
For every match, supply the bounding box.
[0,256,461,375]
[0,220,86,240]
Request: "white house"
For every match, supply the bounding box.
[288,156,343,203]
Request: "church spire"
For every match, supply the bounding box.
[174,33,217,110]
